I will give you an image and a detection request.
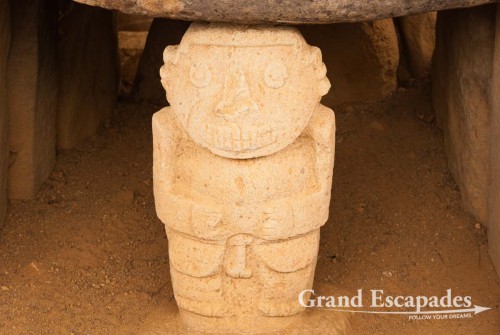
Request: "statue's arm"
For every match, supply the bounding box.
[258,104,336,240]
[291,104,336,236]
[153,108,223,238]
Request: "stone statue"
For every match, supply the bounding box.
[153,23,335,333]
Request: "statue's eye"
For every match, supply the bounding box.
[264,62,288,89]
[189,62,212,88]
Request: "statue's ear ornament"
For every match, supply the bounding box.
[302,46,321,67]
[319,77,331,97]
[163,45,179,65]
[303,46,330,96]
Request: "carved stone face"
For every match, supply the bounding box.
[161,23,330,159]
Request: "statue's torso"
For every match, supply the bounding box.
[173,134,319,205]
[169,131,321,238]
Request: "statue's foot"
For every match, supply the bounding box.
[176,295,226,317]
[259,300,303,317]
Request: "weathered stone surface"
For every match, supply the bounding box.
[74,0,496,24]
[7,0,58,199]
[153,23,335,333]
[301,19,399,105]
[132,19,189,103]
[489,3,500,276]
[398,12,436,78]
[57,1,120,149]
[0,0,11,224]
[433,5,496,225]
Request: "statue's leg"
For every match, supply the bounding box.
[166,229,227,317]
[255,230,320,316]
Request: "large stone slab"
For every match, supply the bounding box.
[433,5,496,225]
[489,4,500,276]
[74,0,496,24]
[7,0,58,199]
[398,12,436,78]
[301,19,399,105]
[57,1,120,149]
[0,1,11,224]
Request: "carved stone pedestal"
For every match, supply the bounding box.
[153,23,335,334]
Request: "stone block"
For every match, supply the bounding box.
[432,5,496,225]
[398,12,437,78]
[57,1,120,149]
[489,3,500,277]
[7,0,58,199]
[0,0,11,223]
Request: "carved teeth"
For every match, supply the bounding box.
[233,140,242,151]
[242,129,250,141]
[215,129,222,148]
[266,128,273,144]
[257,129,264,148]
[221,127,231,150]
[207,124,214,141]
[250,129,258,148]
[224,127,232,149]
[232,127,241,141]
[207,123,280,151]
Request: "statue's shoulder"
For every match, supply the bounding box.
[153,106,179,126]
[313,104,335,126]
[152,107,183,138]
[306,104,335,139]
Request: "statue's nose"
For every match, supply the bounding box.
[215,67,258,118]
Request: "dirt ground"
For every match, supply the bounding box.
[0,80,499,334]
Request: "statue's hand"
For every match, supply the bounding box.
[261,201,294,240]
[191,203,224,239]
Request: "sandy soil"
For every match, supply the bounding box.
[0,81,499,334]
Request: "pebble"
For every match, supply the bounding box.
[1,286,10,291]
[369,120,385,131]
[475,223,481,230]
[356,203,367,213]
[114,189,135,205]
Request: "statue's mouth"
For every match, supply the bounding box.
[205,122,281,152]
